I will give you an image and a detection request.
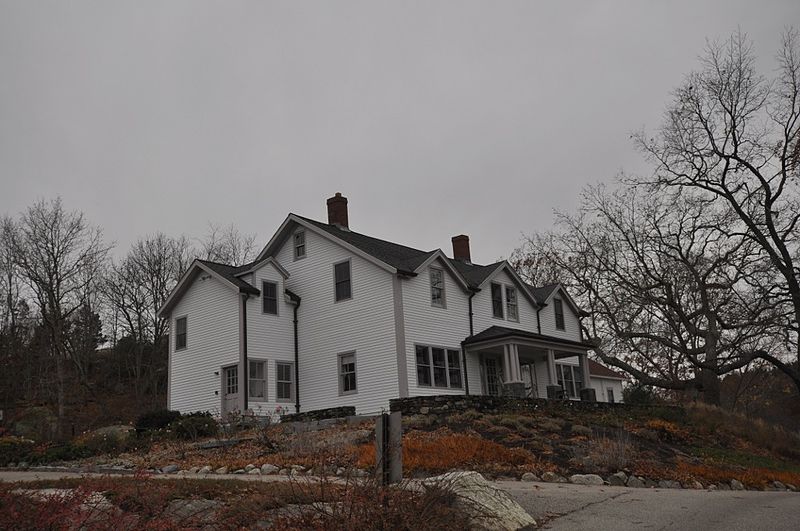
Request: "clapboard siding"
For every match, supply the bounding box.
[401,258,472,396]
[245,261,296,416]
[276,228,397,414]
[590,377,625,403]
[169,274,239,414]
[539,287,582,342]
[472,269,539,335]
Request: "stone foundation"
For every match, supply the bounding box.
[281,406,356,423]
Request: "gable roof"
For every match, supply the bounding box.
[157,259,260,317]
[588,359,627,380]
[528,283,560,305]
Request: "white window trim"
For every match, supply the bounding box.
[293,230,306,260]
[338,351,358,396]
[556,363,584,398]
[275,361,295,403]
[430,267,446,308]
[175,315,188,351]
[554,297,566,330]
[262,280,279,315]
[414,344,463,389]
[490,282,505,320]
[505,285,519,322]
[248,358,268,402]
[333,259,353,303]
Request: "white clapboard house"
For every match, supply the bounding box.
[158,193,625,416]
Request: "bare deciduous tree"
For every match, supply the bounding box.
[635,29,800,392]
[10,198,111,428]
[200,222,257,266]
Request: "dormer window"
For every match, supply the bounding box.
[294,231,306,260]
[430,268,445,307]
[554,297,565,330]
[262,281,278,314]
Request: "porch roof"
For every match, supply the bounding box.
[463,325,594,351]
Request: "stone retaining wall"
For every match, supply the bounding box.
[389,395,685,420]
[281,406,356,423]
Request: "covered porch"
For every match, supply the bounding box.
[463,326,594,400]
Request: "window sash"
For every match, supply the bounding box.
[225,366,238,395]
[491,283,504,318]
[339,354,357,393]
[248,360,266,400]
[334,262,351,301]
[415,345,463,389]
[276,362,293,401]
[294,232,306,259]
[175,317,187,350]
[430,268,445,307]
[262,281,278,314]
[554,298,565,330]
[506,286,518,321]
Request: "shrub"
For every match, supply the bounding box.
[135,409,182,432]
[586,432,635,471]
[0,436,35,465]
[623,383,659,405]
[169,412,219,441]
[30,443,92,464]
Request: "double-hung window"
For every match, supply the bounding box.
[415,345,463,389]
[334,261,352,301]
[262,281,278,314]
[248,360,267,400]
[339,352,357,394]
[554,298,565,330]
[430,268,445,307]
[276,362,294,402]
[491,283,504,319]
[294,231,306,260]
[506,286,518,321]
[175,316,187,350]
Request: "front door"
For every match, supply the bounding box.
[222,364,239,416]
[482,355,502,396]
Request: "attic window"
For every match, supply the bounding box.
[430,268,445,307]
[554,298,565,330]
[491,283,504,319]
[175,316,187,351]
[294,231,306,260]
[506,286,518,321]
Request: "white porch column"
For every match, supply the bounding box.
[509,343,522,383]
[578,352,591,390]
[547,349,557,385]
[503,344,513,382]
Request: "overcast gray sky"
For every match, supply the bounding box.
[1,1,798,265]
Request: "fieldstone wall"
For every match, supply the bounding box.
[281,406,356,423]
[389,395,685,420]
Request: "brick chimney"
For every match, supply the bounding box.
[327,192,349,228]
[452,234,471,263]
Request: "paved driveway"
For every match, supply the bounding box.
[496,480,798,530]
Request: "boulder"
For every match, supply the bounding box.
[786,483,798,492]
[233,469,245,474]
[730,479,745,491]
[570,474,605,486]
[198,465,212,474]
[541,471,567,483]
[422,471,536,531]
[245,464,256,472]
[165,499,222,524]
[215,466,228,475]
[248,468,261,475]
[336,467,346,476]
[608,472,627,487]
[717,482,731,491]
[707,484,717,491]
[521,472,539,482]
[657,480,681,489]
[772,481,787,491]
[626,476,645,488]
[189,467,200,474]
[690,481,704,490]
[161,464,179,474]
[261,464,279,475]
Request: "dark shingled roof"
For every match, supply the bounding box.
[463,325,593,350]
[588,359,627,380]
[528,283,560,305]
[294,215,436,273]
[197,260,260,295]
